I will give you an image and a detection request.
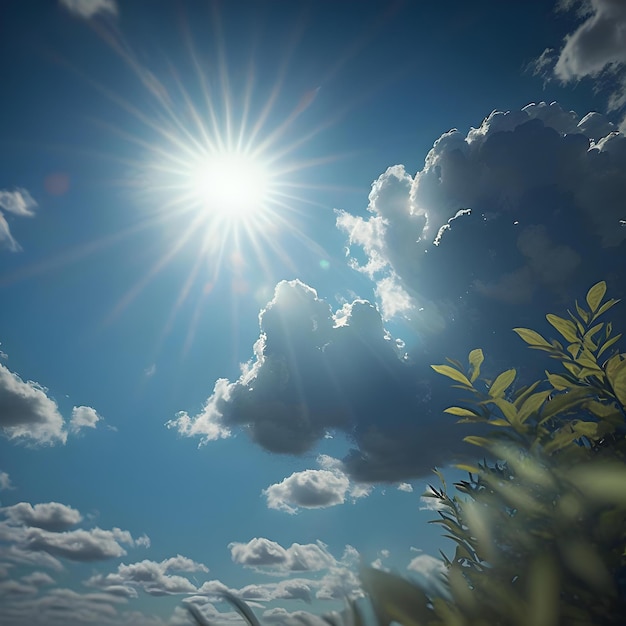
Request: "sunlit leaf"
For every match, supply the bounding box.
[597,333,622,359]
[518,390,552,423]
[570,462,626,504]
[539,387,593,424]
[606,356,626,406]
[575,300,589,323]
[444,406,482,418]
[468,348,484,382]
[594,297,620,319]
[513,327,552,348]
[455,463,480,473]
[586,281,607,313]
[513,380,542,408]
[545,372,571,391]
[463,435,492,448]
[546,314,579,343]
[431,364,472,387]
[489,368,516,398]
[490,397,519,425]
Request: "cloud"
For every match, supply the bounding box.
[406,553,448,597]
[397,482,413,493]
[0,363,67,445]
[1,502,82,531]
[264,455,372,514]
[70,406,101,433]
[0,471,14,491]
[337,101,626,320]
[20,571,55,587]
[0,188,37,251]
[86,555,208,597]
[59,0,118,19]
[170,280,477,482]
[24,526,136,561]
[533,2,626,126]
[0,503,147,566]
[229,538,335,573]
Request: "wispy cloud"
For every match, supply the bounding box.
[534,1,626,126]
[59,0,118,19]
[0,188,37,251]
[0,471,14,491]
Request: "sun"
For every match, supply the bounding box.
[188,151,270,220]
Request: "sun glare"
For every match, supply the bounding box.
[189,152,270,219]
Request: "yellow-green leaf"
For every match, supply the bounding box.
[518,390,552,423]
[468,348,484,383]
[586,281,606,313]
[455,463,480,473]
[570,462,626,504]
[463,435,492,448]
[513,327,552,348]
[431,364,472,387]
[546,372,572,391]
[539,387,592,423]
[490,397,519,425]
[606,356,626,406]
[513,380,542,408]
[598,333,622,359]
[575,300,589,323]
[444,406,481,418]
[594,297,620,320]
[546,314,579,343]
[489,368,516,398]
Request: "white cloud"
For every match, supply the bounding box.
[264,455,372,514]
[70,405,101,433]
[170,280,475,482]
[419,486,449,512]
[264,470,349,514]
[1,502,82,531]
[533,2,626,126]
[338,101,626,320]
[59,0,118,19]
[24,526,136,561]
[0,363,67,445]
[229,538,335,573]
[407,554,447,596]
[0,188,37,252]
[86,555,208,596]
[397,482,413,493]
[0,471,14,491]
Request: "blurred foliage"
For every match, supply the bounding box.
[359,281,626,626]
[188,282,626,626]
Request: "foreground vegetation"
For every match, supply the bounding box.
[189,282,626,626]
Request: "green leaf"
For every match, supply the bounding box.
[546,372,572,391]
[489,368,516,398]
[490,397,519,425]
[575,300,589,323]
[463,435,492,448]
[597,333,622,359]
[539,387,592,424]
[570,462,626,505]
[513,380,542,408]
[586,281,607,313]
[455,463,480,473]
[546,314,579,343]
[594,297,620,320]
[468,348,484,382]
[606,356,626,406]
[518,390,552,423]
[431,364,472,387]
[444,406,482,418]
[513,327,552,348]
[571,420,599,438]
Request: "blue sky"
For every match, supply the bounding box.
[1,0,626,624]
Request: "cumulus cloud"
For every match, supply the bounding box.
[0,471,14,491]
[170,280,479,482]
[1,502,82,531]
[397,482,413,493]
[86,555,208,597]
[406,553,448,597]
[59,0,118,19]
[0,188,36,252]
[532,2,626,129]
[24,526,136,561]
[264,455,372,513]
[70,405,101,433]
[338,101,626,321]
[0,502,147,569]
[0,363,67,445]
[229,538,335,573]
